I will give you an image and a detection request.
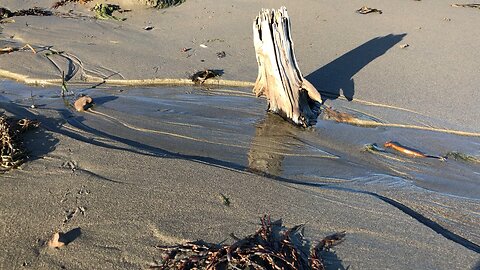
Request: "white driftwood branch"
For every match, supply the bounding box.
[253,7,322,127]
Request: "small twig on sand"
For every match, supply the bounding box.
[61,71,70,97]
[451,3,480,9]
[21,44,37,54]
[0,44,36,55]
[0,47,15,54]
[30,90,36,109]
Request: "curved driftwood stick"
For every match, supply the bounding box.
[253,7,322,127]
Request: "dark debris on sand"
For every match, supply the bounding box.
[151,0,186,9]
[356,6,383,14]
[52,0,93,9]
[1,115,39,172]
[0,7,52,19]
[190,69,223,84]
[451,3,480,9]
[152,215,345,269]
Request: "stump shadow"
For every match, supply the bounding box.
[305,34,406,102]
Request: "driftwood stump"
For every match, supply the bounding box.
[253,7,322,127]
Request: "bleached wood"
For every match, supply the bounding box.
[253,7,322,127]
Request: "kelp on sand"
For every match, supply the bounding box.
[0,115,39,172]
[140,0,186,9]
[153,215,345,269]
[0,7,52,19]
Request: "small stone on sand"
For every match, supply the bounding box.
[47,232,65,248]
[74,96,93,112]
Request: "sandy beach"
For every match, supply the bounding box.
[1,0,480,269]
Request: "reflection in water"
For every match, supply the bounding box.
[248,113,300,177]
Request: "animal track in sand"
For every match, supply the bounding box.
[60,159,121,183]
[63,206,86,224]
[61,160,77,171]
[60,185,89,225]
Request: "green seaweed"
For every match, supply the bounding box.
[219,193,230,206]
[364,143,385,153]
[92,3,126,21]
[445,152,480,163]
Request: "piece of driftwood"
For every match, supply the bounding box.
[253,7,322,127]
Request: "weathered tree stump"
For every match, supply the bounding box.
[253,7,322,127]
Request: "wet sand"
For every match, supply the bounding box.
[1,0,480,269]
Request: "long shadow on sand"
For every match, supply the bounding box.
[305,34,406,102]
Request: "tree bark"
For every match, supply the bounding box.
[253,7,322,127]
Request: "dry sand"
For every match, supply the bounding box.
[1,0,480,269]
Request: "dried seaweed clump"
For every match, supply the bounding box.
[1,115,39,172]
[52,0,93,9]
[0,7,52,18]
[0,7,13,19]
[444,152,480,163]
[140,0,186,8]
[153,215,345,269]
